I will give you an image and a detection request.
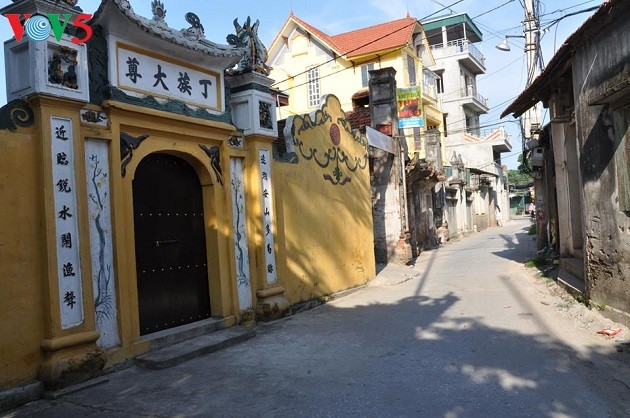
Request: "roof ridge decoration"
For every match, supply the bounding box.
[150,0,166,26]
[92,0,242,60]
[226,16,271,76]
[181,12,205,41]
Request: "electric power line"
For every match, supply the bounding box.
[539,0,595,20]
[270,0,465,89]
[271,0,518,92]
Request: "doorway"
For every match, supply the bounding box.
[133,153,211,335]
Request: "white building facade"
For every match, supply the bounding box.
[421,14,511,236]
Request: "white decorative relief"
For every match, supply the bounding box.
[230,157,252,310]
[85,139,120,348]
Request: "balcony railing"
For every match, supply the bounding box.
[460,85,488,107]
[422,69,439,100]
[430,39,486,68]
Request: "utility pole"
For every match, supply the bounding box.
[523,0,541,122]
[522,0,545,249]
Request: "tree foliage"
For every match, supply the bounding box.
[509,153,533,186]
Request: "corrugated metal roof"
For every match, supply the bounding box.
[421,13,482,42]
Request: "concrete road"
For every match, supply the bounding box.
[5,218,630,417]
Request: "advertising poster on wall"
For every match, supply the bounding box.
[397,86,424,129]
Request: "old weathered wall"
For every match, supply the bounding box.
[371,149,400,262]
[0,109,46,388]
[573,11,630,325]
[274,95,375,303]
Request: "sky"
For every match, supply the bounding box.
[0,0,601,169]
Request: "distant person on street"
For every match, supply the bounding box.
[495,205,503,227]
[528,202,535,217]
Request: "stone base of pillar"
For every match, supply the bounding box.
[39,348,106,391]
[38,332,106,390]
[239,309,256,327]
[255,286,290,321]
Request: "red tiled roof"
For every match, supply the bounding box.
[289,15,419,59]
[351,89,369,101]
[290,14,345,54]
[331,17,418,58]
[345,107,372,134]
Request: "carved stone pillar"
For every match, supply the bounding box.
[227,73,289,321]
[369,68,412,264]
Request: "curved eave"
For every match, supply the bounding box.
[91,0,243,68]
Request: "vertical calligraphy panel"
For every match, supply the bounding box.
[51,117,84,329]
[259,149,277,283]
[230,157,252,310]
[85,139,120,348]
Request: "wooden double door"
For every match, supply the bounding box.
[133,153,211,335]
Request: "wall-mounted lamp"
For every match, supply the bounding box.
[495,35,526,52]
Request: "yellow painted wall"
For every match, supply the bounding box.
[0,114,46,389]
[270,31,444,168]
[0,98,244,389]
[272,95,375,303]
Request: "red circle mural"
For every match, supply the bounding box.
[330,123,341,146]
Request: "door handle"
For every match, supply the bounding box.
[154,239,179,247]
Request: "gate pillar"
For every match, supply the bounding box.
[0,0,109,392]
[228,72,289,321]
[31,96,106,390]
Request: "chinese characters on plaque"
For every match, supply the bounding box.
[117,44,221,111]
[51,117,84,328]
[259,149,277,283]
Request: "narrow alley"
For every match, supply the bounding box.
[6,218,630,417]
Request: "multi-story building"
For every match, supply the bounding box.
[422,14,511,237]
[267,13,445,259]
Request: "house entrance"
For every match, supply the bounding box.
[133,153,211,335]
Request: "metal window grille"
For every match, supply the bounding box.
[308,67,320,107]
[407,55,416,86]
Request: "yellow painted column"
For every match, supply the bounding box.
[244,136,290,320]
[30,96,106,390]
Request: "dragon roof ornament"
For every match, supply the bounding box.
[226,16,271,76]
[181,12,205,41]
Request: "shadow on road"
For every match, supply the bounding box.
[492,223,537,264]
[18,290,628,418]
[7,219,630,418]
